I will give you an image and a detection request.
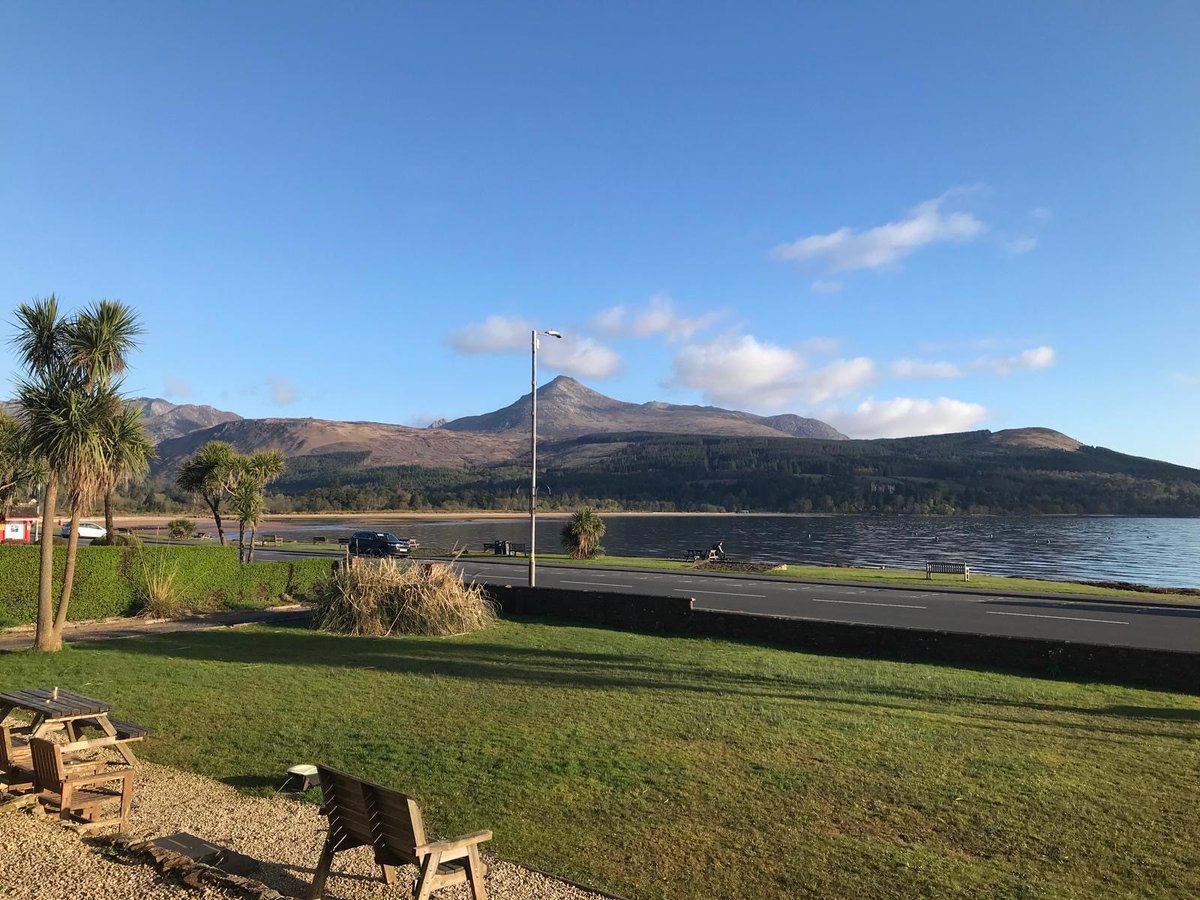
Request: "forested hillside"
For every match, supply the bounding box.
[127,430,1200,516]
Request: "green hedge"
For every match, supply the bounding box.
[0,544,333,628]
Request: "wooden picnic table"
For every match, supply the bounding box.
[0,688,143,765]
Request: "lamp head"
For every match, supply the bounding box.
[543,330,563,339]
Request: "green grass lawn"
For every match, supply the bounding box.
[3,622,1197,899]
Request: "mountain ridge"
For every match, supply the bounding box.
[438,375,849,441]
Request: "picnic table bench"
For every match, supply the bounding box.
[0,688,145,765]
[926,561,971,581]
[483,541,528,556]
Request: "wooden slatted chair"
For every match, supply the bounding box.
[28,737,135,833]
[309,765,491,900]
[0,724,35,792]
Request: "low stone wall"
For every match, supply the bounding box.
[488,586,1200,695]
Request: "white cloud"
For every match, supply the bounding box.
[975,345,1056,375]
[1003,236,1038,255]
[1031,206,1053,223]
[826,397,989,438]
[540,336,620,379]
[592,294,721,343]
[1173,372,1200,388]
[771,190,986,274]
[447,315,532,354]
[447,315,620,379]
[810,280,844,294]
[163,376,193,399]
[891,358,965,380]
[670,335,874,409]
[269,376,297,406]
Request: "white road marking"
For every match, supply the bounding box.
[986,611,1129,625]
[675,589,767,598]
[812,598,927,610]
[561,580,633,589]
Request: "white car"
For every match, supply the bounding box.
[61,521,107,540]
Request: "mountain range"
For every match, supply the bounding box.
[6,379,1199,515]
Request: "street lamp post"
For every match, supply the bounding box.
[530,329,562,587]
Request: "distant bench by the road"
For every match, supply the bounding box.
[927,561,970,581]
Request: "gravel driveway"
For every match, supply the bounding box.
[1,761,616,900]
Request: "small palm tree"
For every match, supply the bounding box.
[176,441,239,545]
[561,506,606,559]
[96,403,155,538]
[236,450,284,562]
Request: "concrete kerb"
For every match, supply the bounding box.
[438,556,1200,611]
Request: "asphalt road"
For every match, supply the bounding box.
[259,548,1200,653]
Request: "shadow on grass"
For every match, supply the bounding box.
[79,623,1200,741]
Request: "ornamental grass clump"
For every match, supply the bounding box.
[311,558,497,637]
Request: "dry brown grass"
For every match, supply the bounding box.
[310,557,498,637]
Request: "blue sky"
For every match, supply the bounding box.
[2,3,1198,465]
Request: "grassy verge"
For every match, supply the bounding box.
[435,551,1200,603]
[2,622,1196,898]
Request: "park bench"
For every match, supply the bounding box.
[926,561,971,581]
[260,534,282,545]
[29,737,135,833]
[309,765,491,900]
[312,536,328,543]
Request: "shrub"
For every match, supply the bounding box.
[167,518,196,540]
[561,507,606,559]
[311,558,497,637]
[137,553,184,618]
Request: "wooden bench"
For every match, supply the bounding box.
[260,534,282,545]
[75,716,149,740]
[1,724,35,791]
[29,737,135,833]
[311,536,327,543]
[926,561,970,581]
[309,765,491,900]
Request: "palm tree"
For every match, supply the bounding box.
[176,441,238,545]
[561,506,606,559]
[231,476,267,563]
[70,300,145,533]
[96,403,155,539]
[10,297,71,651]
[16,374,115,649]
[231,450,285,563]
[10,296,145,651]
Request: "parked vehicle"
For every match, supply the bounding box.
[61,521,107,540]
[347,531,410,557]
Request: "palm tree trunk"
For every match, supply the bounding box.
[53,505,83,640]
[238,522,246,564]
[248,526,257,563]
[35,474,60,651]
[104,490,115,541]
[211,501,226,546]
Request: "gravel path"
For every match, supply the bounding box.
[2,761,615,900]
